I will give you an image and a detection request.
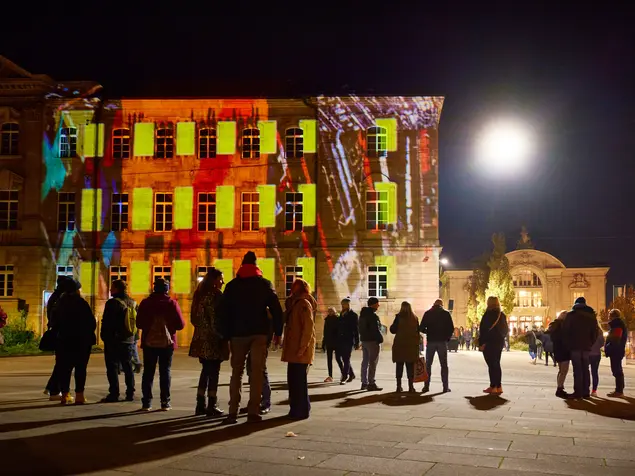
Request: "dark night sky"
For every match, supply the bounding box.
[2,5,634,293]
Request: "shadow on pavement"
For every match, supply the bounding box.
[270,381,333,391]
[0,403,65,414]
[566,397,635,420]
[464,395,509,410]
[336,391,443,408]
[277,389,366,405]
[3,414,291,475]
[0,398,49,406]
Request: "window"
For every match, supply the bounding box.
[58,192,76,231]
[153,266,171,285]
[110,266,128,283]
[241,192,259,231]
[573,291,585,301]
[367,126,387,158]
[57,265,74,278]
[197,266,211,283]
[111,193,129,231]
[0,123,19,155]
[198,128,217,159]
[59,127,77,158]
[197,192,216,231]
[0,190,18,230]
[285,127,303,158]
[285,192,303,231]
[112,128,131,159]
[285,266,303,297]
[368,265,388,298]
[0,265,14,297]
[513,270,542,287]
[515,290,543,308]
[154,193,173,232]
[156,125,174,159]
[241,128,260,159]
[366,189,388,231]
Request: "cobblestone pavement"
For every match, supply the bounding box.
[1,349,634,475]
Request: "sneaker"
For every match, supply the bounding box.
[141,405,152,411]
[361,383,368,390]
[607,391,625,398]
[340,379,347,385]
[75,392,87,405]
[160,403,171,411]
[483,387,495,394]
[591,390,598,397]
[259,405,271,415]
[347,374,356,383]
[324,376,333,383]
[247,414,262,423]
[223,414,238,425]
[367,383,383,392]
[125,394,135,402]
[61,393,74,405]
[239,407,248,414]
[421,386,430,394]
[443,388,451,393]
[100,395,119,403]
[49,394,62,402]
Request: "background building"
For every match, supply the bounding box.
[0,57,443,345]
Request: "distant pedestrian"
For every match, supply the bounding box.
[563,297,599,399]
[589,324,605,397]
[526,327,538,364]
[472,326,479,351]
[359,297,384,391]
[322,307,343,382]
[605,309,627,398]
[337,298,359,384]
[390,302,420,393]
[547,310,571,398]
[463,327,472,351]
[137,278,186,411]
[420,299,454,393]
[458,326,465,350]
[479,296,509,395]
[538,329,555,366]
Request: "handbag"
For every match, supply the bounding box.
[39,329,57,352]
[479,312,502,352]
[413,356,429,383]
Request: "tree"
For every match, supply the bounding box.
[599,288,635,330]
[464,253,489,326]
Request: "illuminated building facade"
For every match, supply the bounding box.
[0,57,443,345]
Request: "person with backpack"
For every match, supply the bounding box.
[605,309,628,397]
[136,278,185,411]
[99,279,137,403]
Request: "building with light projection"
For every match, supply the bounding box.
[0,57,443,345]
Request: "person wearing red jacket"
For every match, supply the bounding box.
[136,278,185,411]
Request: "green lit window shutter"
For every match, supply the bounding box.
[172,260,192,294]
[257,120,277,154]
[132,188,153,231]
[215,186,235,228]
[257,184,276,228]
[176,122,196,156]
[299,119,317,153]
[374,255,396,290]
[297,257,315,293]
[374,182,398,225]
[80,262,101,296]
[298,184,316,227]
[80,188,103,231]
[130,261,151,296]
[217,122,236,155]
[213,259,234,291]
[375,118,397,151]
[259,258,275,285]
[174,186,194,230]
[133,123,155,157]
[83,123,105,158]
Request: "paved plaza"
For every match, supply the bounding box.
[1,349,635,475]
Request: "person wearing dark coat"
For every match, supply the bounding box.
[605,309,628,397]
[537,330,555,366]
[546,310,571,398]
[336,298,359,385]
[563,297,599,399]
[390,302,420,393]
[526,327,538,364]
[321,307,343,382]
[479,296,509,395]
[358,297,383,391]
[419,299,454,393]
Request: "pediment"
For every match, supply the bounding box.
[0,56,33,79]
[0,169,24,190]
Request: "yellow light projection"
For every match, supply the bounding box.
[375,118,397,151]
[299,119,317,153]
[215,186,235,228]
[217,121,236,155]
[213,259,233,291]
[83,123,105,158]
[174,186,193,230]
[257,120,277,154]
[130,261,150,296]
[298,184,316,227]
[259,257,275,284]
[375,182,398,224]
[133,123,155,157]
[375,255,396,290]
[257,184,276,228]
[80,262,100,296]
[297,257,315,292]
[172,260,192,294]
[80,188,103,232]
[132,188,153,231]
[176,122,196,156]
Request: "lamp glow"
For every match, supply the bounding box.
[440,257,449,266]
[477,121,531,170]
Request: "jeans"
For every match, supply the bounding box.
[57,346,92,393]
[465,339,471,351]
[361,341,381,386]
[198,359,222,397]
[537,345,543,360]
[326,347,344,378]
[338,346,355,381]
[610,353,625,393]
[287,362,310,418]
[142,347,174,407]
[105,342,135,398]
[483,344,503,388]
[229,335,268,415]
[557,361,569,389]
[589,354,601,391]
[396,362,414,380]
[425,341,449,389]
[570,350,591,397]
[246,347,271,407]
[529,346,537,360]
[132,343,142,366]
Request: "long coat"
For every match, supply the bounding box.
[189,290,229,361]
[282,293,316,365]
[390,312,420,363]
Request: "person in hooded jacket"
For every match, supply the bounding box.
[563,297,599,399]
[358,297,384,391]
[479,296,509,395]
[336,298,359,385]
[282,279,316,420]
[605,309,628,397]
[44,275,70,400]
[546,310,571,398]
[321,307,343,383]
[390,302,420,393]
[419,299,454,393]
[52,278,97,405]
[136,278,186,411]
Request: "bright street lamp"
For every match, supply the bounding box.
[440,257,449,266]
[476,120,532,172]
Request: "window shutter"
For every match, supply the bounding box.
[174,186,194,230]
[80,188,103,231]
[299,119,317,153]
[215,186,235,229]
[374,182,398,225]
[257,184,276,228]
[83,123,105,158]
[80,262,101,296]
[130,261,151,295]
[176,122,196,156]
[297,257,315,293]
[213,259,233,291]
[132,188,153,231]
[375,118,397,152]
[172,260,192,294]
[217,121,236,155]
[257,120,277,154]
[375,255,396,291]
[298,184,316,227]
[259,257,276,285]
[133,123,155,157]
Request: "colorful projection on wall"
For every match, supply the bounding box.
[176,122,196,156]
[216,185,235,228]
[257,184,276,228]
[257,121,277,154]
[83,123,105,158]
[172,260,192,294]
[133,123,155,157]
[174,186,194,230]
[130,261,150,296]
[132,188,153,231]
[80,188,103,231]
[217,122,236,155]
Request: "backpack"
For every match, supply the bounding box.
[145,314,174,348]
[116,298,136,338]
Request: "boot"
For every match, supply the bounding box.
[195,395,206,416]
[206,396,224,417]
[408,379,416,393]
[396,379,403,392]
